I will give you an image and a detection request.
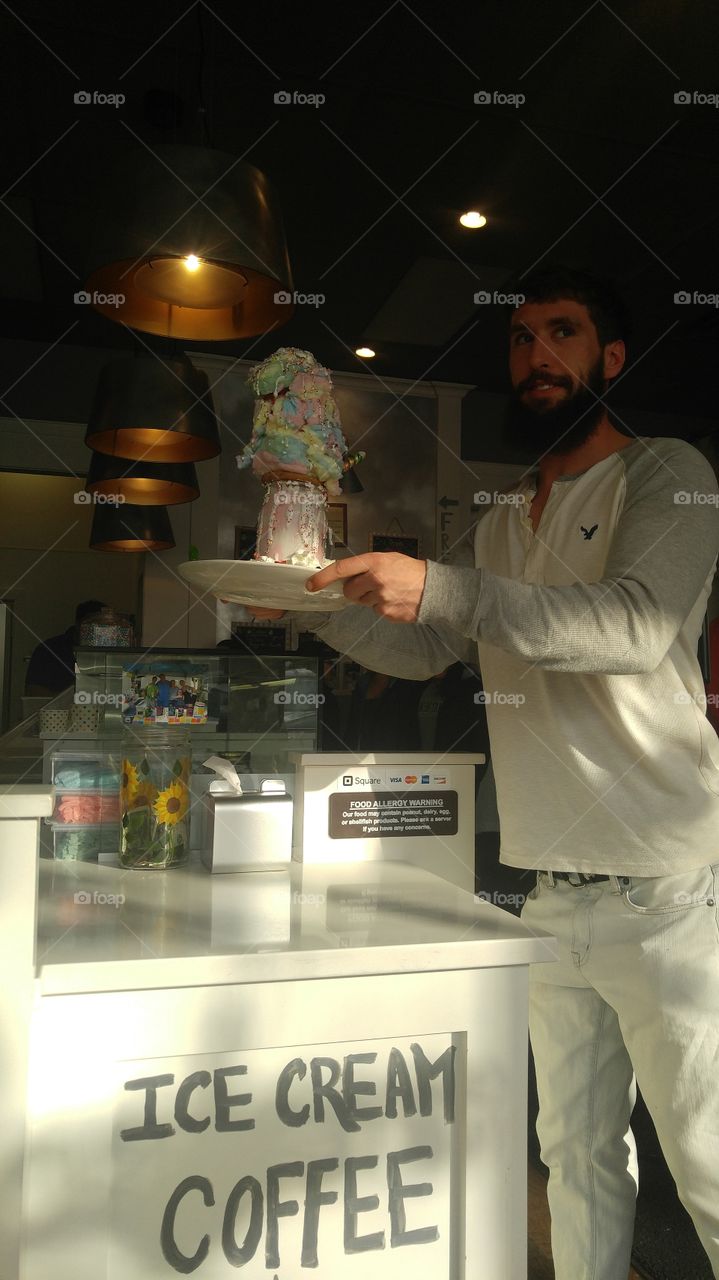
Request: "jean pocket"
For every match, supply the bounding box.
[622,864,716,915]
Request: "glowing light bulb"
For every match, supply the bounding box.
[355,346,376,358]
[459,211,486,229]
[184,254,201,271]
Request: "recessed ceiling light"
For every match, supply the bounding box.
[355,346,376,358]
[184,254,201,271]
[459,211,486,229]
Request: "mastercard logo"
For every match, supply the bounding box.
[404,775,417,784]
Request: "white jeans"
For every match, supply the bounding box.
[521,863,719,1280]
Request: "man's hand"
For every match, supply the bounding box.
[306,553,427,623]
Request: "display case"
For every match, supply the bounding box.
[0,650,320,858]
[70,648,320,768]
[33,650,320,860]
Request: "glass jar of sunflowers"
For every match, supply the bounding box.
[120,727,191,869]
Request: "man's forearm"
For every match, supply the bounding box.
[293,604,478,679]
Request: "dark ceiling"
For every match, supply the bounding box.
[1,0,718,439]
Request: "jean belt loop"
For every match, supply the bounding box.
[546,869,556,888]
[609,874,622,894]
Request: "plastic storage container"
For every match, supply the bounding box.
[46,749,122,861]
[51,755,120,789]
[51,824,121,862]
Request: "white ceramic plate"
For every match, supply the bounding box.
[177,559,347,612]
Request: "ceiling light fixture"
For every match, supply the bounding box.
[459,211,487,229]
[355,347,376,359]
[85,452,200,505]
[89,502,175,552]
[84,354,221,463]
[84,145,294,339]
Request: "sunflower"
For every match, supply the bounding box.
[121,759,140,806]
[129,780,157,810]
[154,780,189,826]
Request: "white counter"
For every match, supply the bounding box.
[0,787,53,1280]
[0,783,52,819]
[37,855,554,994]
[3,787,557,1280]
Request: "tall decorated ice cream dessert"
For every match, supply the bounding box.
[237,347,364,567]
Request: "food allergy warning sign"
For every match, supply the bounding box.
[109,1036,454,1278]
[329,791,459,840]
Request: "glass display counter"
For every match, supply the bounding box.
[0,649,319,862]
[0,651,321,791]
[71,648,320,774]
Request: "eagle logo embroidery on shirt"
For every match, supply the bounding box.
[580,523,598,540]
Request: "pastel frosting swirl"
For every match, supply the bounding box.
[238,347,352,495]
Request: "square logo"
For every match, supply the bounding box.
[342,774,353,787]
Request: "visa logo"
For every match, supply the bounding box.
[421,775,430,784]
[404,775,417,784]
[388,775,403,784]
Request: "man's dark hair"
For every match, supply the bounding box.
[75,599,105,623]
[516,265,632,348]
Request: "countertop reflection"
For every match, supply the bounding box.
[36,855,556,993]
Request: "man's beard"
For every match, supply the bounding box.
[503,357,608,459]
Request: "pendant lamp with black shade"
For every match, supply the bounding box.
[85,353,220,463]
[86,452,199,506]
[84,145,294,340]
[340,467,364,494]
[90,503,175,552]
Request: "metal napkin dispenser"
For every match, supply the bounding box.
[202,778,293,873]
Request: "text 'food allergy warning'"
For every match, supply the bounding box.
[328,791,459,840]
